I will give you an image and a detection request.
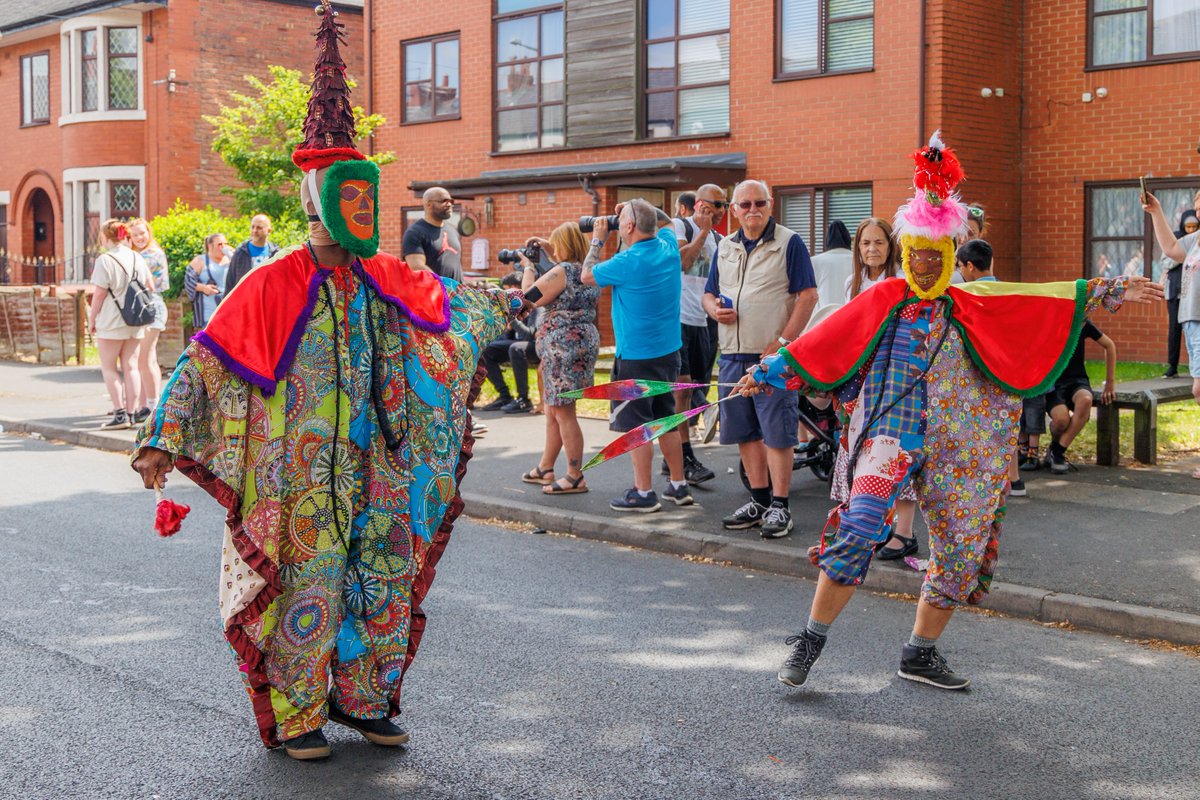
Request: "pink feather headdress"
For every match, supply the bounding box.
[893,130,970,243]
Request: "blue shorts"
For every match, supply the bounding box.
[1184,321,1200,378]
[717,357,800,449]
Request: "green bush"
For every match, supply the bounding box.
[147,200,306,299]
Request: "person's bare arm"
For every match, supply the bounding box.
[87,287,106,335]
[525,264,568,307]
[404,253,430,272]
[1098,334,1117,405]
[676,209,713,268]
[580,217,610,287]
[1143,193,1187,263]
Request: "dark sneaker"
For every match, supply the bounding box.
[722,501,767,529]
[610,488,661,513]
[481,397,511,412]
[1018,453,1042,471]
[100,410,131,430]
[662,482,694,506]
[778,630,826,687]
[660,458,670,476]
[503,397,532,414]
[760,503,793,539]
[683,455,716,485]
[282,728,331,761]
[328,704,409,746]
[897,644,970,690]
[1009,478,1027,497]
[132,407,151,424]
[1048,447,1069,474]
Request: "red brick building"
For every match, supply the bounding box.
[368,0,1200,361]
[0,0,363,286]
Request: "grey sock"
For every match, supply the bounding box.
[908,632,938,649]
[805,617,831,639]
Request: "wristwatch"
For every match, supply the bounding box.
[590,238,603,248]
[777,336,792,346]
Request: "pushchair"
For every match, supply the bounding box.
[738,395,839,488]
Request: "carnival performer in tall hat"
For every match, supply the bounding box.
[131,1,528,760]
[746,132,1162,691]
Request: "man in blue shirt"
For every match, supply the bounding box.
[583,199,691,512]
[225,214,280,295]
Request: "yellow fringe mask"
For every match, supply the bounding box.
[900,234,955,300]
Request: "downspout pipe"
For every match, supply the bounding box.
[917,0,927,146]
[365,0,375,157]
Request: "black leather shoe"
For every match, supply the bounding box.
[328,704,410,746]
[282,728,331,761]
[877,535,917,561]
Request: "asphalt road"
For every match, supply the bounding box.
[1,433,1198,800]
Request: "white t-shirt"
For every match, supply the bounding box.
[1177,231,1200,323]
[672,216,719,328]
[844,271,887,302]
[810,249,853,309]
[90,246,152,340]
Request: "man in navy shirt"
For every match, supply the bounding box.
[583,199,691,512]
[702,180,817,538]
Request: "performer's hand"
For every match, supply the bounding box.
[132,446,174,490]
[1101,380,1115,405]
[1124,275,1165,304]
[752,353,791,389]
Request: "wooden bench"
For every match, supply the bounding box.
[1093,377,1195,466]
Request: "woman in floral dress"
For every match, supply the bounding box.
[518,222,601,494]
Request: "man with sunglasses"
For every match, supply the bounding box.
[663,183,728,485]
[702,180,818,538]
[402,186,464,282]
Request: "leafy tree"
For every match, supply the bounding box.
[205,65,393,226]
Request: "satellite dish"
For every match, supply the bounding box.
[457,217,477,237]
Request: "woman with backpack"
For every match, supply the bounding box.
[87,219,154,430]
[185,233,230,329]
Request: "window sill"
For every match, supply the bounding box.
[59,109,146,126]
[773,67,874,83]
[488,131,731,157]
[1084,53,1200,72]
[402,114,462,126]
[20,120,51,129]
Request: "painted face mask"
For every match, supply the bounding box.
[901,235,955,300]
[317,159,381,258]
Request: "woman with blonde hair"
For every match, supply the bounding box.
[517,221,602,494]
[87,219,154,430]
[128,218,169,420]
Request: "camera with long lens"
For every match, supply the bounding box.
[577,215,620,233]
[497,241,541,265]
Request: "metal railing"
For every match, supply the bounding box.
[0,249,101,285]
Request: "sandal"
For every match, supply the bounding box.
[544,473,588,495]
[877,535,918,561]
[521,466,555,485]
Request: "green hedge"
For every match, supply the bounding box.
[147,200,307,300]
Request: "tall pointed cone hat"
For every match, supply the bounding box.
[292,0,366,172]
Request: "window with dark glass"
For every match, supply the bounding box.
[494,1,564,151]
[644,0,730,139]
[21,53,50,125]
[1085,179,1200,279]
[107,27,138,110]
[1090,0,1200,68]
[403,33,461,123]
[80,29,98,112]
[778,184,872,253]
[778,0,874,78]
[109,181,140,219]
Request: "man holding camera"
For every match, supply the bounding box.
[402,186,464,281]
[582,199,691,512]
[702,180,817,538]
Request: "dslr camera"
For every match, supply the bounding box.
[497,241,541,265]
[578,215,620,233]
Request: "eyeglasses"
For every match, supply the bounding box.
[735,200,769,210]
[701,200,728,210]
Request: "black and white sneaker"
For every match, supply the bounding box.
[760,503,793,539]
[1048,446,1069,474]
[1009,478,1027,497]
[722,501,767,529]
[662,482,694,506]
[683,455,716,485]
[897,644,970,690]
[100,410,131,430]
[778,630,826,687]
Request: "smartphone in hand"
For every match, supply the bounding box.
[1139,176,1148,205]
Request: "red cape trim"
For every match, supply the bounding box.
[194,247,450,396]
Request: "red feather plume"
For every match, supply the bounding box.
[910,131,966,200]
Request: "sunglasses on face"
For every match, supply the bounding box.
[700,199,728,210]
[735,200,769,210]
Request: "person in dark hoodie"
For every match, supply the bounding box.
[224,214,280,295]
[1164,209,1199,377]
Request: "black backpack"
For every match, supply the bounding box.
[106,252,155,327]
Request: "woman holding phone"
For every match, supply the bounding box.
[185,233,230,329]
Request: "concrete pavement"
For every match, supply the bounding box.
[2,358,1199,644]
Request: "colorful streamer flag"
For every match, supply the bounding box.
[583,403,714,470]
[560,379,710,402]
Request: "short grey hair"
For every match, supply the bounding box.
[733,180,771,202]
[623,198,658,234]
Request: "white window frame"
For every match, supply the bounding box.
[58,11,146,126]
[62,165,145,283]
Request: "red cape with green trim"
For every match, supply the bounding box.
[193,246,450,396]
[780,277,1089,397]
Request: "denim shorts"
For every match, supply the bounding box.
[717,356,800,449]
[1184,320,1200,378]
